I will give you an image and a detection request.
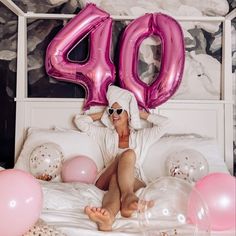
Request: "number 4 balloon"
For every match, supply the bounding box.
[45,4,115,110]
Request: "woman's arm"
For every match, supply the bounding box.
[139,110,171,146]
[74,111,107,152]
[88,111,104,121]
[74,111,105,134]
[139,110,149,120]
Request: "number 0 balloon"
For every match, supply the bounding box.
[119,13,185,109]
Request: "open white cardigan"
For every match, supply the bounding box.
[74,113,171,184]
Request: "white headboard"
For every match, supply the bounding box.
[13,9,235,174]
[14,98,232,173]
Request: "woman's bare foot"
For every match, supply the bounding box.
[84,206,114,231]
[120,193,139,218]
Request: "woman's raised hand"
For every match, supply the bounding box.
[139,110,149,120]
[88,110,105,121]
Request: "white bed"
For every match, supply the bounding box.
[0,0,235,235]
[15,126,234,236]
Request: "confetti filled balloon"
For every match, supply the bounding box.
[29,143,64,181]
[23,219,66,236]
[165,149,209,183]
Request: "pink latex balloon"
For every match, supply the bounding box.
[119,13,185,109]
[0,169,43,236]
[61,156,98,184]
[188,173,236,231]
[45,4,115,110]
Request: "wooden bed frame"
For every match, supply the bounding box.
[1,0,235,174]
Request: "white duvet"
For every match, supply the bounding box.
[39,181,235,236]
[11,131,235,235]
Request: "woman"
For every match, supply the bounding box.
[74,85,171,231]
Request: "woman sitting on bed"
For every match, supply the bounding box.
[74,85,170,231]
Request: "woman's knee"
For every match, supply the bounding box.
[119,149,136,161]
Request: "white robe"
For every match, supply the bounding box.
[74,113,171,184]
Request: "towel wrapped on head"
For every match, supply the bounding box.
[101,85,141,129]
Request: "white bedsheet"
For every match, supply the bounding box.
[39,180,235,236]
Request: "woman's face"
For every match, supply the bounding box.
[108,102,129,128]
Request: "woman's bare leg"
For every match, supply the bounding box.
[117,149,146,217]
[95,158,119,191]
[85,170,120,231]
[85,149,146,230]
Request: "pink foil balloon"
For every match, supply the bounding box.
[45,4,115,110]
[61,156,98,184]
[0,169,43,236]
[188,173,236,231]
[119,13,185,109]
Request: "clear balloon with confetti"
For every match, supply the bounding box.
[29,143,64,181]
[165,149,209,183]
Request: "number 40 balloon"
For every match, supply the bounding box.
[45,4,185,110]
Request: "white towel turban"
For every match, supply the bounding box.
[101,85,141,130]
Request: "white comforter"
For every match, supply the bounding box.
[40,181,235,236]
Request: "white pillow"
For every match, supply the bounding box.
[14,128,104,181]
[143,134,229,182]
[15,129,229,184]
